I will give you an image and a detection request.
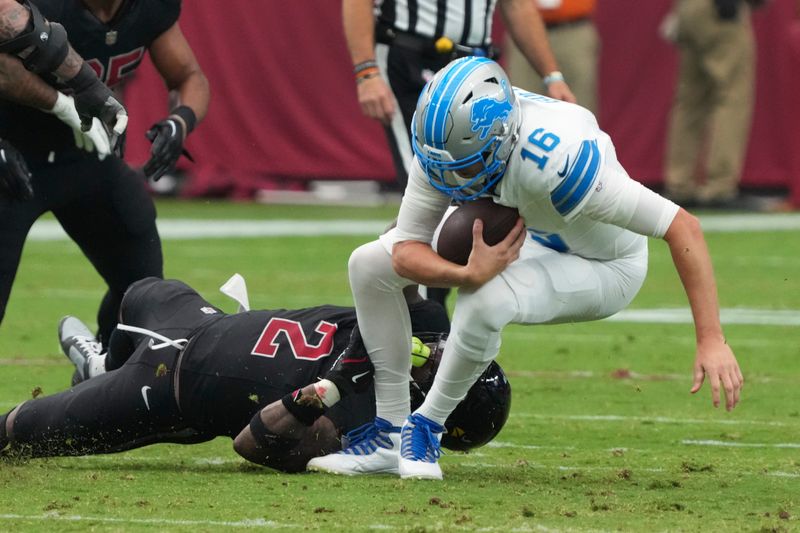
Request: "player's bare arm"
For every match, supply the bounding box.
[498,0,576,103]
[663,208,743,411]
[392,217,526,290]
[144,22,209,180]
[233,385,341,473]
[0,52,56,108]
[149,22,209,124]
[342,0,395,124]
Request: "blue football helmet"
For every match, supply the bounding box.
[412,57,521,201]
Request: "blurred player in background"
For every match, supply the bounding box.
[1,0,130,201]
[0,277,510,473]
[309,57,743,480]
[0,0,209,346]
[662,0,765,209]
[506,0,598,114]
[0,0,128,144]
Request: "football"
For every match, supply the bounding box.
[435,198,521,265]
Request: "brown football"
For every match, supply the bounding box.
[435,198,521,266]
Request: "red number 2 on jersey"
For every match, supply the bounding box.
[86,47,146,88]
[251,318,338,361]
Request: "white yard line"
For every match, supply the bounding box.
[681,439,800,449]
[510,413,793,427]
[27,213,800,242]
[606,308,800,326]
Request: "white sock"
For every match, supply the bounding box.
[415,354,491,426]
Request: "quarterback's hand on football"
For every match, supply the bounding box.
[690,339,743,411]
[65,64,128,154]
[143,117,186,181]
[546,80,577,104]
[357,75,395,125]
[463,217,526,288]
[0,139,34,201]
[323,325,374,397]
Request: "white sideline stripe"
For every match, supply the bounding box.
[606,308,800,326]
[28,219,387,241]
[0,514,298,529]
[27,212,800,242]
[682,439,800,449]
[486,441,576,451]
[510,413,793,427]
[699,213,800,232]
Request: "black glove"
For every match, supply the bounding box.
[64,63,128,155]
[143,118,186,181]
[0,139,34,201]
[323,325,374,397]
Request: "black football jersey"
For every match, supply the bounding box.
[0,0,181,156]
[181,305,360,396]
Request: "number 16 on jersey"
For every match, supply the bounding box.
[520,128,561,170]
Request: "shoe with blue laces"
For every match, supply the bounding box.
[306,417,401,475]
[398,413,444,480]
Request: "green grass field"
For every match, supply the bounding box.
[1,199,798,532]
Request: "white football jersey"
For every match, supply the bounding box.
[387,90,678,262]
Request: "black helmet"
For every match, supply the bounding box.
[410,333,512,451]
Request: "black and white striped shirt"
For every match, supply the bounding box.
[375,0,499,47]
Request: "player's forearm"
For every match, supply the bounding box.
[342,0,377,63]
[392,240,474,288]
[499,0,560,77]
[0,0,82,80]
[0,0,28,39]
[53,45,82,80]
[0,53,57,108]
[663,209,725,344]
[171,70,209,125]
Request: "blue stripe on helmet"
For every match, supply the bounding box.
[552,140,600,216]
[425,57,492,150]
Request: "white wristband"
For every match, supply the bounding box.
[543,71,565,86]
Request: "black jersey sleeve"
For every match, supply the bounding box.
[29,0,67,21]
[145,0,182,39]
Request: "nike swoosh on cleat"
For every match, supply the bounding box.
[351,371,371,384]
[557,155,571,178]
[141,386,152,411]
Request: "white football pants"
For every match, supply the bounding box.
[348,237,648,427]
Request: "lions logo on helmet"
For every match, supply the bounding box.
[470,79,514,141]
[412,57,521,202]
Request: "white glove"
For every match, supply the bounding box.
[49,92,112,161]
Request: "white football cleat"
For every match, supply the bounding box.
[307,417,401,475]
[399,413,444,480]
[58,316,103,385]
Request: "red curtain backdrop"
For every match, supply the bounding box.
[123,0,800,201]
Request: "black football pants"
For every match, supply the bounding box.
[0,153,163,345]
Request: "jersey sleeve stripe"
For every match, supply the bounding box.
[551,139,600,216]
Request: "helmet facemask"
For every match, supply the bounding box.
[412,57,520,202]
